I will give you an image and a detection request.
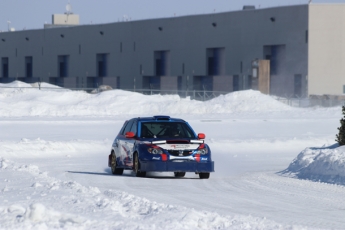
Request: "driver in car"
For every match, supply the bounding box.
[164,125,180,137]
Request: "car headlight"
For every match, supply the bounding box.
[148,146,163,154]
[196,148,208,155]
[195,144,208,155]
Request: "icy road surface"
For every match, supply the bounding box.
[1,115,345,229]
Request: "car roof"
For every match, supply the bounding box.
[134,115,186,122]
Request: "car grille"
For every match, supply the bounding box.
[168,150,193,156]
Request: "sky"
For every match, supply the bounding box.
[0,0,344,32]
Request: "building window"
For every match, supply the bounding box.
[207,48,225,76]
[193,76,213,91]
[25,56,33,78]
[2,57,9,78]
[143,76,161,90]
[294,74,302,97]
[263,45,286,75]
[58,55,69,77]
[245,75,252,90]
[154,50,170,76]
[97,54,108,77]
[233,75,240,91]
[178,76,182,90]
[116,76,121,89]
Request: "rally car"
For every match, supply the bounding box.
[108,115,214,179]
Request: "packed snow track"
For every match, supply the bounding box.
[1,83,344,229]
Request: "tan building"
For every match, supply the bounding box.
[309,4,345,96]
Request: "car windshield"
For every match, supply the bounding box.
[140,122,196,139]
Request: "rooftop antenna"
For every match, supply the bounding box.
[65,1,73,15]
[7,20,11,31]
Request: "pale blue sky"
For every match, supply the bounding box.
[0,0,344,32]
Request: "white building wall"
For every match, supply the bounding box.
[52,14,79,25]
[309,4,345,95]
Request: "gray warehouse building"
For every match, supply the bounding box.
[0,3,343,98]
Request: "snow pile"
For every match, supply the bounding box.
[206,90,293,113]
[0,203,86,229]
[0,158,300,230]
[0,81,63,90]
[282,143,345,185]
[0,81,293,117]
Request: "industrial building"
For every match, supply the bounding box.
[0,3,343,98]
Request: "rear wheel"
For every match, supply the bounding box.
[111,152,124,175]
[199,172,210,179]
[174,172,186,178]
[133,153,146,177]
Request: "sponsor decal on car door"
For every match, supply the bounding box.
[118,120,134,166]
[124,120,137,167]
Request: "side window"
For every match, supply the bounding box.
[130,121,137,135]
[122,120,133,135]
[119,121,128,135]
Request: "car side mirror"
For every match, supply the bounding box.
[198,133,205,139]
[125,131,135,138]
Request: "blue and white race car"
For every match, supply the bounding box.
[108,115,214,179]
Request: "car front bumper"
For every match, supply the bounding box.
[140,160,214,173]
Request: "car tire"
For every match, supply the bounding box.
[134,153,146,177]
[174,172,186,177]
[199,172,210,179]
[111,152,124,175]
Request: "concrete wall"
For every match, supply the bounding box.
[308,4,345,96]
[0,5,308,96]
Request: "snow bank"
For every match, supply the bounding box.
[0,158,302,229]
[0,81,33,88]
[0,81,293,117]
[0,81,62,89]
[0,138,110,158]
[282,143,345,185]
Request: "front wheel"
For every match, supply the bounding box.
[174,172,186,178]
[111,152,124,175]
[199,172,210,179]
[133,153,146,177]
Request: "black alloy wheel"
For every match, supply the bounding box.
[134,153,146,177]
[111,152,124,175]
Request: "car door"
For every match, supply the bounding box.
[117,119,133,167]
[113,121,128,166]
[125,120,137,167]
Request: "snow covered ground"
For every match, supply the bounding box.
[1,81,345,229]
